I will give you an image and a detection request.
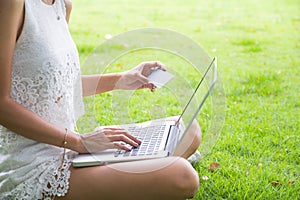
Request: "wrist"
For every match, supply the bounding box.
[66,131,87,153]
[109,73,122,90]
[95,73,122,93]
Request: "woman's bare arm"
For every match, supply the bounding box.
[64,0,72,23]
[81,61,165,96]
[0,0,84,153]
[81,74,122,96]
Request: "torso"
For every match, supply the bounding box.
[17,0,72,41]
[0,0,82,198]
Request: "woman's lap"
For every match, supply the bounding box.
[55,117,202,200]
[56,157,199,200]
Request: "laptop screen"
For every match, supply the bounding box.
[175,57,217,139]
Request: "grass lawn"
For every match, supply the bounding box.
[70,0,300,199]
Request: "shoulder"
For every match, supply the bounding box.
[0,0,24,37]
[0,0,24,12]
[64,0,72,23]
[64,0,72,12]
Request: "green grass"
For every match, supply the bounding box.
[70,0,300,199]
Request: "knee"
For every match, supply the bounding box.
[190,120,202,150]
[172,158,199,198]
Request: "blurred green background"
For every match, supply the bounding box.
[70,0,300,199]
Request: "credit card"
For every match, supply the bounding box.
[148,69,174,88]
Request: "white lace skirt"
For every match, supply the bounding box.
[0,127,76,200]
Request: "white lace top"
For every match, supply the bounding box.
[0,0,84,199]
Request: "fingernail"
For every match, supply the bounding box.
[133,142,139,147]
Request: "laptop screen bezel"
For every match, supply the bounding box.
[175,57,217,128]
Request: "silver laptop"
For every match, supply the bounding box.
[72,57,217,167]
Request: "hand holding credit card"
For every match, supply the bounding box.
[147,69,174,88]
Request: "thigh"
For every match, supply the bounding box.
[55,157,199,200]
[163,116,202,158]
[173,119,202,158]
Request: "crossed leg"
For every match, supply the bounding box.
[56,117,202,200]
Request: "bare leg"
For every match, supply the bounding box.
[173,119,202,158]
[55,117,202,200]
[162,116,202,158]
[55,157,199,200]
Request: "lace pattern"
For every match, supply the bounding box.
[0,0,84,198]
[1,155,72,200]
[11,51,83,128]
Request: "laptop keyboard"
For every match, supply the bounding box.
[114,124,166,157]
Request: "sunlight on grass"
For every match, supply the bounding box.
[71,0,300,199]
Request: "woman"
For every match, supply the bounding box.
[0,0,202,199]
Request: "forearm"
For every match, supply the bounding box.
[0,96,85,153]
[81,73,121,96]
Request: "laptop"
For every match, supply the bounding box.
[72,57,217,167]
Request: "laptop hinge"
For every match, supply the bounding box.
[165,125,180,155]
